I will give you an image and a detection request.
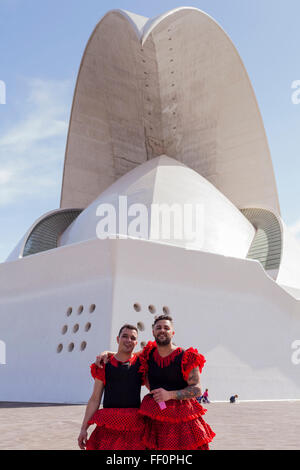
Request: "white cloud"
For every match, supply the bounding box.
[0,78,73,206]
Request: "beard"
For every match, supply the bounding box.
[155,334,172,346]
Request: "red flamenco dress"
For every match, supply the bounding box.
[138,342,216,450]
[86,355,146,450]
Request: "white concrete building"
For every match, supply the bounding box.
[1,7,300,403]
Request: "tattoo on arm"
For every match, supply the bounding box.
[175,385,201,400]
[175,367,201,400]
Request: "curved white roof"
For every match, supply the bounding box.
[60,7,280,214]
[60,155,255,258]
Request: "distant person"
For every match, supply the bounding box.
[229,394,238,403]
[201,389,210,403]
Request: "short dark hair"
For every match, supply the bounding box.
[118,324,138,337]
[152,315,174,328]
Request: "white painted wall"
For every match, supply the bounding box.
[0,240,114,403]
[111,238,300,401]
[277,219,300,291]
[0,237,299,403]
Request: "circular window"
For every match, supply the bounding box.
[89,304,96,313]
[61,325,68,335]
[85,322,91,332]
[137,322,145,332]
[148,305,156,314]
[73,324,79,333]
[57,344,63,353]
[66,307,72,317]
[80,341,87,351]
[68,343,74,352]
[162,306,170,315]
[78,305,84,315]
[133,303,141,312]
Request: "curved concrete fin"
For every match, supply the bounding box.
[60,8,280,216]
[117,9,149,40]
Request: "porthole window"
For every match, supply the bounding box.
[61,325,68,335]
[85,322,91,332]
[148,305,156,314]
[73,324,79,333]
[68,343,74,352]
[78,305,84,315]
[57,344,63,353]
[137,322,145,332]
[89,304,96,313]
[80,341,87,351]
[66,307,72,317]
[133,303,141,312]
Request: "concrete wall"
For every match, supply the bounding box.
[0,240,114,403]
[60,8,280,214]
[277,219,300,291]
[111,238,300,401]
[0,237,299,403]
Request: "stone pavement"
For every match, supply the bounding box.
[0,401,299,450]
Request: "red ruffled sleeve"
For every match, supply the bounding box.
[90,363,106,385]
[138,341,156,383]
[181,348,206,382]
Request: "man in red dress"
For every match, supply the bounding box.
[138,315,215,450]
[78,324,146,450]
[96,315,215,450]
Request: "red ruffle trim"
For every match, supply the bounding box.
[140,395,215,450]
[86,428,146,450]
[181,348,206,381]
[138,393,207,423]
[90,363,105,384]
[139,343,206,383]
[86,413,146,450]
[142,422,215,450]
[153,347,183,368]
[110,353,139,368]
[88,407,144,431]
[139,341,156,383]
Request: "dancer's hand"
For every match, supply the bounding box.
[151,388,173,402]
[95,351,114,368]
[78,429,88,450]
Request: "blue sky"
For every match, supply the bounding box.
[1,0,300,261]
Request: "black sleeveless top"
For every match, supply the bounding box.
[103,356,142,408]
[147,348,188,391]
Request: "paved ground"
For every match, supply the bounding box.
[1,400,299,450]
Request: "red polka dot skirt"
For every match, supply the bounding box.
[86,408,146,450]
[139,394,216,450]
